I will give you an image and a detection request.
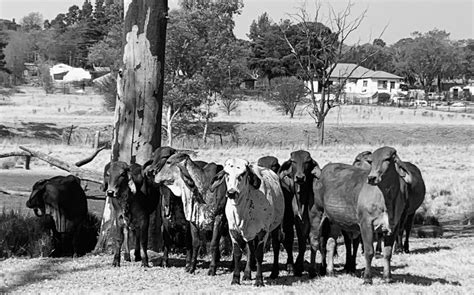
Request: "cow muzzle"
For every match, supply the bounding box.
[295,174,306,184]
[226,189,238,200]
[367,175,379,185]
[106,190,117,198]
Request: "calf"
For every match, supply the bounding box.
[278,150,321,277]
[257,156,280,174]
[153,153,228,275]
[214,159,285,286]
[354,150,425,253]
[26,175,88,257]
[104,161,159,267]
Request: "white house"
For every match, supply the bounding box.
[307,63,405,103]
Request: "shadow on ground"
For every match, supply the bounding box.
[0,258,103,293]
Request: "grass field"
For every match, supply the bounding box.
[0,86,473,293]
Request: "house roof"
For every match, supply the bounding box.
[330,63,402,80]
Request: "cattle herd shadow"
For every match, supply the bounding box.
[0,258,103,293]
[409,246,451,255]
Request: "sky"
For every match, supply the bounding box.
[0,0,472,45]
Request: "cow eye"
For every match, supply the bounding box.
[237,175,243,181]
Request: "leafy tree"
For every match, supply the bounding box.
[0,31,9,74]
[271,76,307,118]
[392,30,455,92]
[4,31,32,84]
[65,5,81,26]
[342,41,394,72]
[248,13,293,85]
[20,12,43,32]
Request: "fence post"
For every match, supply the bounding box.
[24,155,31,170]
[93,131,100,149]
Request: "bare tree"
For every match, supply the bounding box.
[282,1,382,144]
[220,87,241,115]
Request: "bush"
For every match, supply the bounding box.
[93,73,117,110]
[0,209,100,258]
[270,76,307,118]
[39,64,55,94]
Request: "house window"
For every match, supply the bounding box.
[390,81,395,89]
[378,80,388,89]
[362,80,368,87]
[349,79,357,84]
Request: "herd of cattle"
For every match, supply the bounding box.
[25,145,425,286]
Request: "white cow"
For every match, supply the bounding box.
[213,158,284,286]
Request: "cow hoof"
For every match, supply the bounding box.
[383,276,393,284]
[124,253,131,262]
[255,279,264,287]
[134,256,142,262]
[243,271,252,281]
[142,262,150,268]
[231,277,240,285]
[394,248,404,254]
[327,270,335,277]
[208,268,217,276]
[269,270,279,279]
[308,268,317,279]
[286,263,294,273]
[363,277,373,285]
[112,261,120,267]
[161,260,169,268]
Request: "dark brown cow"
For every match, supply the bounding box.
[279,150,321,277]
[26,175,88,257]
[257,156,280,174]
[153,153,228,275]
[104,161,159,267]
[354,150,426,253]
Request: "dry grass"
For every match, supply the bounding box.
[1,236,472,293]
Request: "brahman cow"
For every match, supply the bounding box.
[213,158,284,286]
[257,156,280,174]
[26,175,88,257]
[104,161,159,267]
[278,150,321,277]
[355,150,425,253]
[309,149,407,283]
[152,153,228,275]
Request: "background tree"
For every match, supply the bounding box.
[281,1,378,144]
[20,12,43,32]
[220,87,241,115]
[0,31,9,74]
[271,76,307,118]
[4,31,32,84]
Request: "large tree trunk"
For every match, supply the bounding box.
[95,0,168,254]
[166,105,173,146]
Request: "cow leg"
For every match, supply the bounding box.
[188,224,200,274]
[375,233,383,257]
[162,227,171,267]
[208,214,223,276]
[113,226,124,267]
[255,239,265,287]
[123,227,131,262]
[140,218,150,267]
[133,229,141,262]
[308,247,317,278]
[270,226,281,279]
[382,233,395,283]
[185,222,193,272]
[403,214,415,253]
[231,242,243,285]
[326,236,336,277]
[71,224,82,257]
[282,201,295,275]
[342,231,353,273]
[243,243,253,281]
[293,217,306,276]
[360,222,374,284]
[351,235,360,273]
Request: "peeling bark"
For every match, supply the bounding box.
[96,0,168,253]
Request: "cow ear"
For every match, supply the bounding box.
[278,160,292,179]
[209,170,226,192]
[393,153,412,184]
[127,171,137,194]
[177,163,206,204]
[247,166,261,190]
[311,163,322,179]
[101,162,111,192]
